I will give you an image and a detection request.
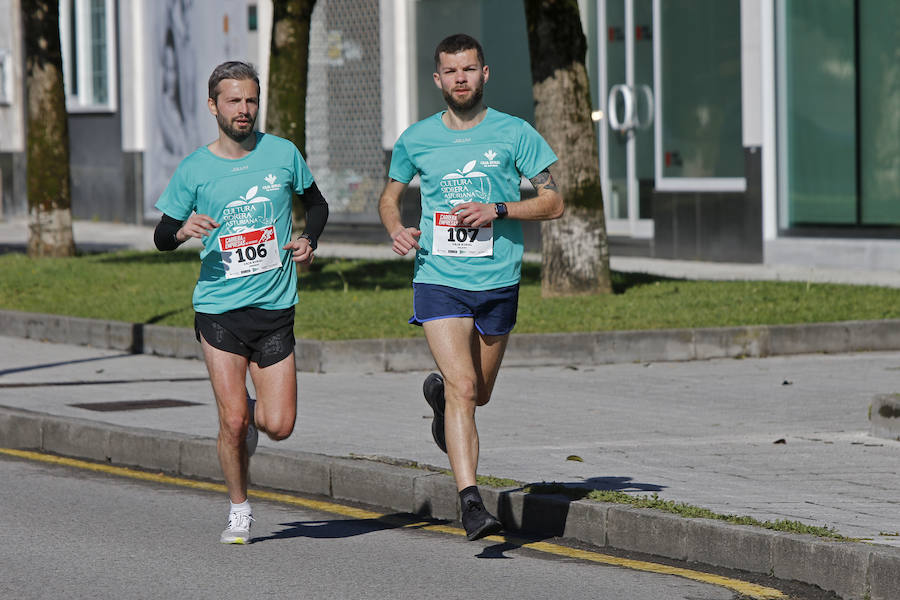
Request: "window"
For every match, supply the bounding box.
[248,4,258,32]
[59,0,117,111]
[413,0,534,122]
[654,0,744,191]
[0,50,11,105]
[776,0,900,228]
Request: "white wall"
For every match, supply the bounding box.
[380,0,413,148]
[0,0,25,153]
[119,0,146,152]
[739,0,762,148]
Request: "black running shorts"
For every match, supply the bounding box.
[194,306,295,368]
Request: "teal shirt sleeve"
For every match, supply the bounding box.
[154,162,195,220]
[291,144,315,193]
[388,135,416,183]
[514,121,558,179]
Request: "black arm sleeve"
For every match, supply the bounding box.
[154,214,184,251]
[298,182,329,249]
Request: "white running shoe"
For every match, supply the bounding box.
[220,511,254,544]
[246,393,258,457]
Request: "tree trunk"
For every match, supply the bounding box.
[266,0,317,236]
[23,0,75,257]
[266,0,316,153]
[524,0,612,296]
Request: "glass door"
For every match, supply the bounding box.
[599,0,655,237]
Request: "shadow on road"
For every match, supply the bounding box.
[252,512,450,544]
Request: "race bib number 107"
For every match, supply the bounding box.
[432,211,493,257]
[219,226,282,279]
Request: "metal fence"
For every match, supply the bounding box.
[306,0,385,220]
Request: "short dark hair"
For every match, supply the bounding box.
[208,61,260,100]
[433,34,485,71]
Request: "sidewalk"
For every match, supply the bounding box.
[1,336,899,600]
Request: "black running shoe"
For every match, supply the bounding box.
[423,373,447,453]
[461,499,502,541]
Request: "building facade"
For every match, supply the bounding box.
[0,0,898,270]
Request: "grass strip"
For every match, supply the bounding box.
[438,473,850,540]
[2,250,899,341]
[523,482,849,540]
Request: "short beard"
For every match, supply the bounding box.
[443,84,483,112]
[217,112,256,143]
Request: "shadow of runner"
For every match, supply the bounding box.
[0,352,135,377]
[251,512,450,544]
[496,476,666,539]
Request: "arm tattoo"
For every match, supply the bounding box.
[530,169,559,193]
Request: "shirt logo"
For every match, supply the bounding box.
[440,159,491,206]
[262,173,282,192]
[221,185,275,232]
[480,148,500,168]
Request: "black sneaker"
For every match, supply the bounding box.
[461,499,502,541]
[423,373,447,453]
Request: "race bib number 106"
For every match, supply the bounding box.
[432,212,493,257]
[219,226,282,279]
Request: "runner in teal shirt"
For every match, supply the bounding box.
[389,108,557,290]
[153,61,327,545]
[156,131,314,314]
[379,35,565,541]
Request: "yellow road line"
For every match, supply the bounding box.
[1,448,785,599]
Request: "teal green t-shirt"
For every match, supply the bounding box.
[389,108,557,290]
[155,132,314,314]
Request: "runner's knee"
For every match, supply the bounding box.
[264,420,295,441]
[445,377,478,406]
[219,413,249,445]
[474,381,497,406]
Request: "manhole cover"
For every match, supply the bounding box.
[69,399,203,412]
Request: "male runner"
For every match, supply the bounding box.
[154,61,328,544]
[378,34,564,540]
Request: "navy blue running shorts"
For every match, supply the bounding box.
[409,283,519,336]
[195,306,295,368]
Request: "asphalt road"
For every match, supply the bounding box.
[0,454,746,600]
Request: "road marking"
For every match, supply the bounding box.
[1,448,785,599]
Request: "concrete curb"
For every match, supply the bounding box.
[3,310,900,372]
[1,405,897,600]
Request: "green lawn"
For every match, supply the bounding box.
[1,250,899,340]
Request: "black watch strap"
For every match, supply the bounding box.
[299,233,317,250]
[494,202,508,219]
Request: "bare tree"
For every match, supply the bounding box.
[23,0,75,257]
[524,0,612,296]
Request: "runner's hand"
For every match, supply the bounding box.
[390,226,421,256]
[284,236,315,265]
[177,214,219,241]
[451,202,495,227]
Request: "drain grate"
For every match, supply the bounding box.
[69,399,203,412]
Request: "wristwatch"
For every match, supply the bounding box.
[299,232,317,250]
[494,202,508,220]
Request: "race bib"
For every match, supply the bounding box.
[218,226,282,279]
[432,211,493,257]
